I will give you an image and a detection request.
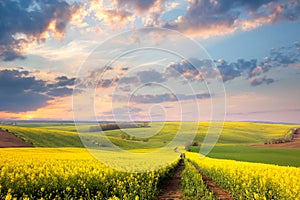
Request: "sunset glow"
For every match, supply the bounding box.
[0,0,299,123]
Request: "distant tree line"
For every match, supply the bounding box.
[89,122,150,132]
[264,128,300,144]
[0,121,17,125]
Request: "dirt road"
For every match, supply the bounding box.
[0,128,32,147]
[254,134,300,148]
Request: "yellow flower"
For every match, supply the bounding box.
[66,186,71,192]
[5,194,12,200]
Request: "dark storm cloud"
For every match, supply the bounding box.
[0,0,80,61]
[0,68,76,112]
[163,0,300,36]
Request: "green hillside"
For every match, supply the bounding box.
[1,121,300,166]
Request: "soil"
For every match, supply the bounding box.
[158,159,233,200]
[0,128,32,148]
[253,134,300,148]
[158,160,184,200]
[192,162,233,200]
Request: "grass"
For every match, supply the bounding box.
[1,121,300,167]
[189,145,300,167]
[1,125,83,147]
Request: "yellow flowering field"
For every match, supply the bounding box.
[186,152,300,200]
[0,148,179,200]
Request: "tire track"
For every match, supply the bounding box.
[158,159,184,200]
[189,160,233,200]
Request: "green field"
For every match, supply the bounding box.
[1,121,300,167]
[189,145,300,167]
[1,121,300,199]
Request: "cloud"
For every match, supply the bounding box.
[27,40,97,61]
[162,0,300,37]
[216,60,241,82]
[99,78,119,88]
[0,68,76,112]
[163,41,300,86]
[102,105,143,115]
[100,9,134,28]
[89,0,168,28]
[77,41,299,96]
[113,0,159,13]
[215,42,300,84]
[54,76,76,87]
[119,76,139,84]
[137,70,166,83]
[87,69,166,89]
[131,93,177,104]
[47,87,73,97]
[82,0,300,37]
[0,69,51,112]
[0,0,80,61]
[165,58,216,81]
[229,108,300,116]
[249,77,275,87]
[113,92,211,104]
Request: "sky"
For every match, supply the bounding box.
[0,0,299,123]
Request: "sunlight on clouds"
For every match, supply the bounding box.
[27,40,97,61]
[239,8,281,31]
[1,0,299,124]
[89,0,135,29]
[47,20,65,39]
[168,2,180,10]
[70,3,90,28]
[0,97,73,120]
[175,20,238,38]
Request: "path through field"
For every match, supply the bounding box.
[191,162,233,200]
[0,128,32,147]
[158,160,184,200]
[158,159,233,200]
